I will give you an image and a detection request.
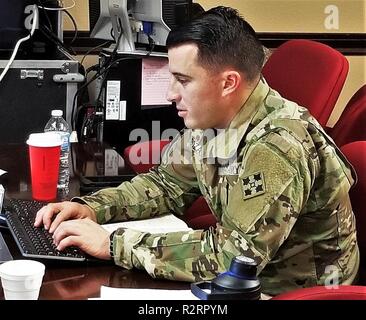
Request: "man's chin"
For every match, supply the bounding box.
[184,119,196,129]
[185,121,207,130]
[183,117,209,130]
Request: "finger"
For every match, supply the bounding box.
[49,208,73,233]
[57,235,81,251]
[35,203,61,229]
[52,220,80,245]
[34,205,47,227]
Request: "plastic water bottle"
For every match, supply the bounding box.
[44,109,70,192]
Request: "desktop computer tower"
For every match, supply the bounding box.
[98,52,184,152]
[0,59,82,144]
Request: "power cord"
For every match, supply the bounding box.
[38,0,75,11]
[0,4,39,82]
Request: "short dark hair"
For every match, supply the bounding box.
[166,6,264,82]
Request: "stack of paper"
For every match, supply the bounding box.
[101,214,192,234]
[93,286,199,300]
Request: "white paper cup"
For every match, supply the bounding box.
[0,260,45,300]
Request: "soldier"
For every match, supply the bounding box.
[35,6,359,296]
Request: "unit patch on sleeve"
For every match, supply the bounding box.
[242,172,265,199]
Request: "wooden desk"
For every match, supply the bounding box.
[0,142,189,300]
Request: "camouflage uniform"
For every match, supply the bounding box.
[73,78,359,296]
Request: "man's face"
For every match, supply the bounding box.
[167,44,228,129]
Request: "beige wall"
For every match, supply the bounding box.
[66,0,366,33]
[198,0,365,33]
[63,0,89,31]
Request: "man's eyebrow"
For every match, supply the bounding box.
[172,72,192,79]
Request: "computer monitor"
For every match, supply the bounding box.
[89,0,192,53]
[0,0,62,59]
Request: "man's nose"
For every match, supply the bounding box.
[166,80,180,103]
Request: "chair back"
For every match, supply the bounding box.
[262,39,349,127]
[328,85,366,147]
[123,139,171,173]
[271,285,366,300]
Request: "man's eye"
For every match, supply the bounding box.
[177,78,188,85]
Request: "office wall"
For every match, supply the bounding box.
[63,0,89,31]
[65,0,366,33]
[65,0,365,127]
[198,0,365,33]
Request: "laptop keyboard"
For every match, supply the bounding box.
[3,199,86,262]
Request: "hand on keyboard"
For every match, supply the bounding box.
[4,199,87,262]
[52,218,111,260]
[34,201,97,233]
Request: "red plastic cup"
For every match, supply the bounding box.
[26,132,62,201]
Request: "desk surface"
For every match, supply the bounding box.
[0,142,189,300]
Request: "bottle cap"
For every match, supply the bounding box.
[190,255,261,300]
[51,110,63,117]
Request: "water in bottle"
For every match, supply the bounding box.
[44,109,70,193]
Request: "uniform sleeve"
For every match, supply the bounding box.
[108,131,315,282]
[72,132,202,224]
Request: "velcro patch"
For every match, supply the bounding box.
[242,172,265,199]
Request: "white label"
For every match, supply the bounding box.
[105,149,119,176]
[59,132,70,151]
[106,81,121,120]
[119,101,126,121]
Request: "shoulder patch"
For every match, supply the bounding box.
[242,172,265,199]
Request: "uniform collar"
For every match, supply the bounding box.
[193,77,270,160]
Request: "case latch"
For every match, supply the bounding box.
[20,69,44,80]
[53,62,85,83]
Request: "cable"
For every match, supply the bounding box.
[39,24,76,56]
[38,0,75,11]
[36,1,78,57]
[63,9,78,45]
[71,55,141,132]
[73,48,155,134]
[146,35,156,56]
[80,40,113,66]
[71,29,125,130]
[0,5,39,83]
[37,0,54,31]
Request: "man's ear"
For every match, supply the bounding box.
[221,70,242,97]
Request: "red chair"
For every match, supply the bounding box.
[328,85,366,147]
[272,285,366,300]
[123,140,217,229]
[123,139,171,174]
[262,39,349,128]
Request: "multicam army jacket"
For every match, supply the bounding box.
[75,78,359,295]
